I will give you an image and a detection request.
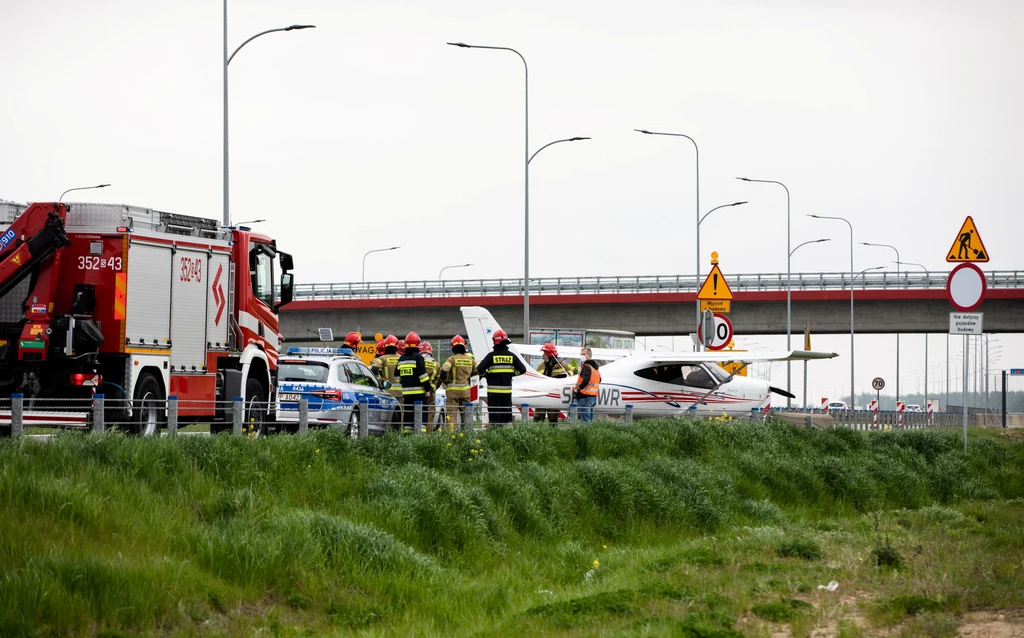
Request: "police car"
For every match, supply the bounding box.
[275,347,398,435]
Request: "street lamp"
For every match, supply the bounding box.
[861,242,902,405]
[635,129,700,337]
[361,246,399,282]
[697,200,747,306]
[234,218,266,226]
[790,238,830,408]
[894,260,930,411]
[59,184,110,203]
[737,177,792,405]
[223,14,315,226]
[439,263,473,280]
[448,41,530,339]
[809,212,859,409]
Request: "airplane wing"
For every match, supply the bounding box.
[646,350,839,363]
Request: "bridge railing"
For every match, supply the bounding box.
[292,270,1023,301]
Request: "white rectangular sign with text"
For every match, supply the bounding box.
[949,312,983,335]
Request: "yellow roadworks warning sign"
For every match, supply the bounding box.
[946,216,989,262]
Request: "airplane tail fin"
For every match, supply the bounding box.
[460,306,532,369]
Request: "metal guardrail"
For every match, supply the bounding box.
[292,270,1024,301]
[2,393,979,437]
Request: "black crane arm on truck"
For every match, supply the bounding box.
[0,203,71,300]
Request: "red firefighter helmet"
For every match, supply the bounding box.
[492,329,509,344]
[541,343,558,357]
[343,332,361,349]
[404,332,421,348]
[375,340,386,356]
[397,339,406,354]
[384,334,399,348]
[420,340,433,355]
[450,334,467,348]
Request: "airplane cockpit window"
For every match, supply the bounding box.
[634,364,717,389]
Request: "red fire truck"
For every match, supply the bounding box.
[0,201,293,434]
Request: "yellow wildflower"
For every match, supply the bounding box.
[315,449,320,454]
[476,439,481,444]
[603,545,608,549]
[593,559,600,568]
[459,433,464,438]
[306,464,311,469]
[447,443,452,447]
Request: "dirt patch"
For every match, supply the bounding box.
[959,610,1024,638]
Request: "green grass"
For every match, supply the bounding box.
[1,420,1023,636]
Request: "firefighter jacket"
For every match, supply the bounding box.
[441,351,477,392]
[575,360,601,397]
[396,349,433,397]
[371,350,401,384]
[476,344,527,395]
[536,356,572,378]
[423,354,440,390]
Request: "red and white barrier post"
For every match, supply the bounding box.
[896,401,905,428]
[821,397,829,414]
[869,399,879,428]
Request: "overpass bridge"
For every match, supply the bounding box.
[280,270,1024,340]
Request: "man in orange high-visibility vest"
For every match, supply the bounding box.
[574,347,601,423]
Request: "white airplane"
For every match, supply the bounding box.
[461,306,838,418]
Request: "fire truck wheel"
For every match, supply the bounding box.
[131,373,166,436]
[244,377,267,437]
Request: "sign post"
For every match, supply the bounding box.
[946,218,990,452]
[697,252,734,341]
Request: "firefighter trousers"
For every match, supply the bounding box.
[487,392,514,426]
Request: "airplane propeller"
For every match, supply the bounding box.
[769,386,796,399]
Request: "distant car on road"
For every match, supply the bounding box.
[275,348,398,435]
[828,401,850,411]
[906,404,923,412]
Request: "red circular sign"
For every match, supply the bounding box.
[697,313,734,351]
[946,263,986,312]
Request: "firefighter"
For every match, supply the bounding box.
[372,334,403,426]
[441,335,477,429]
[420,340,441,430]
[574,347,601,423]
[338,331,361,355]
[534,343,572,424]
[476,329,526,427]
[397,339,406,355]
[395,331,433,431]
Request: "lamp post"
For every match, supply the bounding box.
[849,265,887,407]
[861,242,901,405]
[790,238,831,408]
[447,41,530,339]
[737,177,792,404]
[894,260,930,411]
[223,12,315,227]
[439,263,473,280]
[635,130,700,340]
[361,246,399,282]
[809,213,859,409]
[697,201,748,303]
[234,218,266,226]
[59,184,110,203]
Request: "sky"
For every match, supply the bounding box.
[2,0,1022,406]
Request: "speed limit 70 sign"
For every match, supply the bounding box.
[697,313,734,351]
[872,377,885,391]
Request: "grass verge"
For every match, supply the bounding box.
[1,420,1022,636]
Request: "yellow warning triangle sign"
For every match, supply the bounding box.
[697,264,734,300]
[946,216,989,262]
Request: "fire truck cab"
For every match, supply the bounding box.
[0,201,293,434]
